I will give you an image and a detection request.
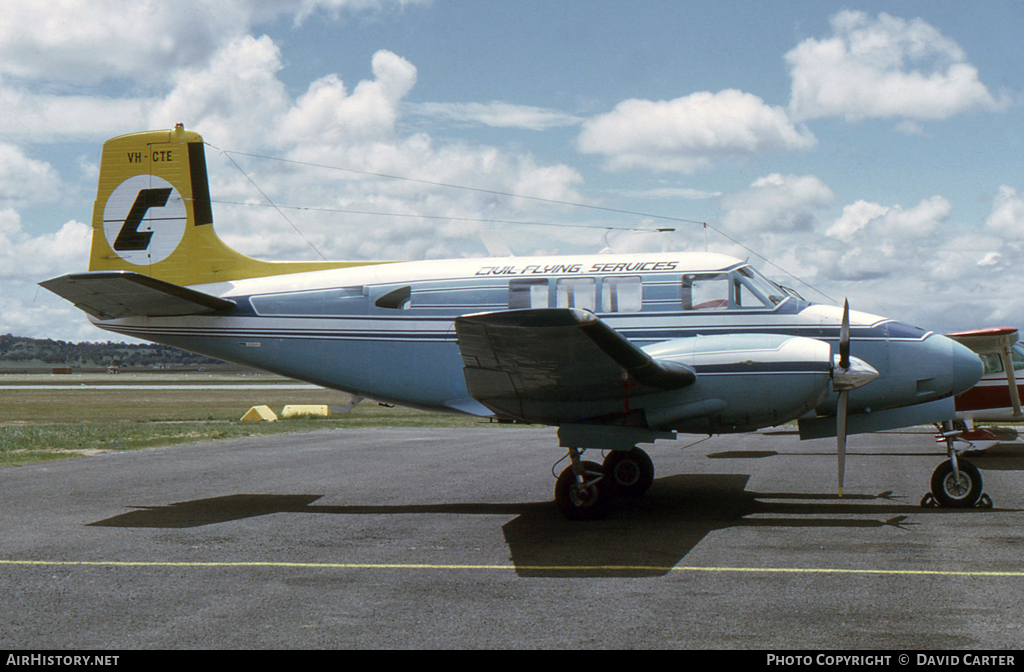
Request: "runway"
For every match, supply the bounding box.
[2,425,1024,649]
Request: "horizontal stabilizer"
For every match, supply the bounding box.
[39,271,234,320]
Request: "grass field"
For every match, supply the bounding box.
[0,373,492,467]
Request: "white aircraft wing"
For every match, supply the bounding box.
[946,326,1019,354]
[454,308,695,422]
[40,271,235,320]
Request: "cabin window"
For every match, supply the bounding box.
[556,277,596,311]
[602,276,642,313]
[682,274,729,310]
[375,286,411,310]
[979,346,1024,375]
[508,279,549,309]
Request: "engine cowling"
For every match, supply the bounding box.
[640,333,833,432]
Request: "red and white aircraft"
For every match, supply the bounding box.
[946,326,1022,450]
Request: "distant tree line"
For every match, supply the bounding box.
[0,333,226,369]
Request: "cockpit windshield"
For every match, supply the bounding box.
[734,266,789,308]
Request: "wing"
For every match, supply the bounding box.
[39,271,235,320]
[946,326,1019,354]
[454,308,694,423]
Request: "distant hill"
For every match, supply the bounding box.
[0,333,232,371]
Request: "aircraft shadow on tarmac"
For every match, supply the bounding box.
[709,442,1024,472]
[87,472,1016,578]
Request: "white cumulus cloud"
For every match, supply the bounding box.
[278,50,418,145]
[0,1,251,84]
[409,101,583,131]
[578,89,816,173]
[786,10,1008,123]
[0,0,427,84]
[985,185,1024,238]
[0,145,62,205]
[720,173,834,234]
[137,41,587,263]
[0,209,90,282]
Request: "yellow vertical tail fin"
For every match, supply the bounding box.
[90,125,377,285]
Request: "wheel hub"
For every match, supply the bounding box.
[570,485,599,508]
[613,460,640,487]
[943,472,972,499]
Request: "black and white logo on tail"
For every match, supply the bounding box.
[102,175,187,265]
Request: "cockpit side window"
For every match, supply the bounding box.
[735,266,787,307]
[682,274,729,310]
[733,275,769,308]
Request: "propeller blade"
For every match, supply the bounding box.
[837,389,848,498]
[839,299,850,370]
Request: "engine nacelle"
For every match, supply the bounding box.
[640,333,833,432]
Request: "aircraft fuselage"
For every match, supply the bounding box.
[92,251,982,434]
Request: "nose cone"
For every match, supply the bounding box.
[861,328,984,412]
[948,336,984,396]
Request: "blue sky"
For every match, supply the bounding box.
[1,0,1021,340]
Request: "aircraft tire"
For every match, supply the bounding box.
[555,461,611,521]
[602,448,654,498]
[931,459,983,508]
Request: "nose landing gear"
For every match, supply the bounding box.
[928,458,984,508]
[921,420,992,509]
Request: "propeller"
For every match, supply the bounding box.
[839,299,851,370]
[831,299,879,498]
[838,300,850,497]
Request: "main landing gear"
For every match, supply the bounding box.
[553,424,674,520]
[921,420,992,509]
[555,446,656,520]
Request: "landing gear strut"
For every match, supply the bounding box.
[554,446,656,520]
[554,425,673,520]
[554,447,611,521]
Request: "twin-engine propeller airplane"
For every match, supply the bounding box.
[41,126,986,518]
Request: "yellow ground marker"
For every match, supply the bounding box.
[240,405,277,422]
